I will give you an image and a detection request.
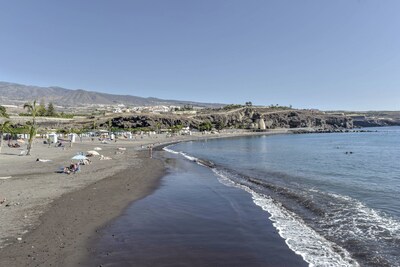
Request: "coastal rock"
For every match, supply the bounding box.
[352,117,400,127]
[259,119,266,130]
[83,107,354,132]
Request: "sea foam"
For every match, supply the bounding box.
[163,146,359,267]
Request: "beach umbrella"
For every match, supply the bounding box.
[71,154,87,160]
[93,147,102,151]
[87,150,100,156]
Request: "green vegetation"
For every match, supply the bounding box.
[169,124,183,133]
[9,125,30,134]
[267,104,293,110]
[18,101,76,118]
[23,100,40,156]
[107,119,113,132]
[214,121,225,130]
[154,122,162,134]
[222,104,244,110]
[129,127,152,133]
[109,127,125,133]
[38,100,47,116]
[0,120,11,153]
[46,102,56,117]
[198,121,212,131]
[0,105,9,118]
[92,121,98,130]
[58,112,74,119]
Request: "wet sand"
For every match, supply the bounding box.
[87,151,308,267]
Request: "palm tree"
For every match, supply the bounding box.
[0,120,11,153]
[107,119,113,132]
[23,100,39,156]
[0,105,8,118]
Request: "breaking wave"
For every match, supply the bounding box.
[163,146,360,266]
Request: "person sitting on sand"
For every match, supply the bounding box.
[8,143,20,148]
[74,164,80,173]
[69,163,77,173]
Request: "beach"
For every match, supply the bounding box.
[0,130,285,266]
[87,149,308,267]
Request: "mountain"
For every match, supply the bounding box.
[0,81,222,108]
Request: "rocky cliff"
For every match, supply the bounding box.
[109,108,353,131]
[351,115,400,127]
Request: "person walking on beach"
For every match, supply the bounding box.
[148,144,153,158]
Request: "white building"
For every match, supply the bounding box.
[112,107,123,113]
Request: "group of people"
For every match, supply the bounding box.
[63,163,80,174]
[8,142,20,148]
[62,157,92,174]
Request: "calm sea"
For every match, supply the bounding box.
[167,127,400,267]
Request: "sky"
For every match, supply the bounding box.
[0,0,399,110]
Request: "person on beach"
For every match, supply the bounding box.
[63,167,71,174]
[36,158,51,162]
[148,144,153,158]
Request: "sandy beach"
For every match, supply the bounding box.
[0,130,286,266]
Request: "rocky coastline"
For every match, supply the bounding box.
[110,108,354,132]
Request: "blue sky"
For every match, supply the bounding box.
[0,0,399,110]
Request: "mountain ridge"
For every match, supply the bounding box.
[0,81,222,108]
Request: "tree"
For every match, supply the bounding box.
[155,122,162,134]
[214,121,225,130]
[169,124,183,134]
[26,123,37,154]
[0,105,9,118]
[38,99,47,116]
[107,119,113,132]
[245,101,253,107]
[92,121,97,131]
[198,121,212,132]
[23,100,40,156]
[46,102,57,117]
[0,121,11,153]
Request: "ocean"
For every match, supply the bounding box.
[93,127,399,267]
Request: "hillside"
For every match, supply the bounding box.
[0,81,222,108]
[99,107,354,132]
[347,111,400,127]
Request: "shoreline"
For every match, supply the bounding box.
[87,151,308,267]
[1,128,378,266]
[0,130,287,266]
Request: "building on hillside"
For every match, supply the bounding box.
[112,107,123,113]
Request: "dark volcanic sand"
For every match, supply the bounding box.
[0,151,165,267]
[88,152,307,267]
